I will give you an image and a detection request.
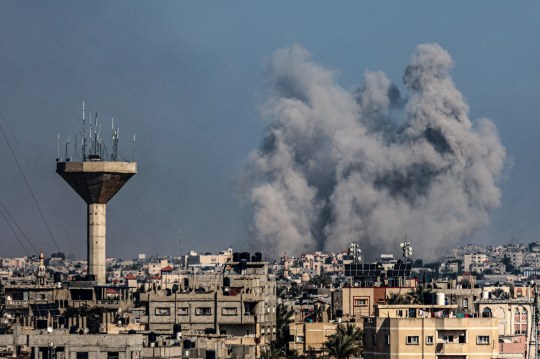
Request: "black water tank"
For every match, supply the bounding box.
[149,332,157,343]
[173,324,181,335]
[206,350,216,359]
[252,252,262,262]
[233,252,240,262]
[223,277,231,287]
[240,252,250,261]
[336,309,343,318]
[183,339,192,349]
[53,272,62,283]
[424,293,436,305]
[183,278,189,289]
[239,259,247,271]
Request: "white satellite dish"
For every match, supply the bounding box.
[47,327,53,333]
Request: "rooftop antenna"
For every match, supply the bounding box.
[64,136,70,161]
[82,101,87,161]
[111,118,119,161]
[74,134,78,161]
[56,133,60,161]
[132,133,136,162]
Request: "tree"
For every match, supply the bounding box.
[324,323,363,359]
[50,252,66,260]
[259,343,288,359]
[309,273,332,288]
[274,303,295,354]
[490,288,508,299]
[407,285,432,304]
[386,292,409,304]
[64,305,107,334]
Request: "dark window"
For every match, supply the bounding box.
[107,352,119,359]
[76,353,89,359]
[196,307,212,316]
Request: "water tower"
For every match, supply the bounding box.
[56,105,136,285]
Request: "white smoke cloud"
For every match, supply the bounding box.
[244,43,506,260]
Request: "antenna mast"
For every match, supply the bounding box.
[111,118,119,161]
[56,133,60,161]
[82,101,87,161]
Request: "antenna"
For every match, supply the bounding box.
[56,133,60,161]
[65,136,70,161]
[111,118,119,161]
[74,134,78,161]
[82,101,87,161]
[132,133,136,162]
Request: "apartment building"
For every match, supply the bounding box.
[136,260,277,353]
[363,303,499,359]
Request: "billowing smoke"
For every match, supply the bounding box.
[243,43,506,261]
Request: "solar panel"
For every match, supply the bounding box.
[30,303,61,317]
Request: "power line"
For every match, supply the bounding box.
[0,110,61,252]
[0,202,30,255]
[0,200,38,254]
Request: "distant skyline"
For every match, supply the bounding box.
[0,2,539,260]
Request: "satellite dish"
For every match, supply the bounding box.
[84,328,89,334]
[47,327,53,333]
[400,242,404,248]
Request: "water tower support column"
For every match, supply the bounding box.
[88,203,107,284]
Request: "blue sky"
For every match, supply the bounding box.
[0,1,539,259]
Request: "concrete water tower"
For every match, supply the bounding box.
[56,105,136,285]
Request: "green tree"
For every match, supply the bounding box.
[407,285,432,304]
[490,288,507,299]
[64,305,107,334]
[274,303,295,354]
[324,323,363,359]
[386,292,409,304]
[259,343,288,359]
[309,273,332,288]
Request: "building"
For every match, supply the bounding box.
[288,322,361,357]
[135,258,277,357]
[363,303,499,359]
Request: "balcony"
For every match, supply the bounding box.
[435,342,468,355]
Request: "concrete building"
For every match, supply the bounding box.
[332,284,416,321]
[288,322,362,357]
[363,304,499,359]
[363,316,499,359]
[135,259,277,356]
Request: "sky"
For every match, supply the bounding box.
[0,1,539,261]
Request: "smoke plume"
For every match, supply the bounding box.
[244,43,506,260]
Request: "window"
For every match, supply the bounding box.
[107,353,119,359]
[178,307,189,316]
[463,298,469,308]
[426,336,434,345]
[222,307,238,316]
[155,307,171,316]
[196,307,212,316]
[477,335,490,345]
[354,298,368,306]
[296,335,305,343]
[372,334,377,344]
[406,336,419,345]
[76,353,89,359]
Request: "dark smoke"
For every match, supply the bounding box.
[244,43,506,260]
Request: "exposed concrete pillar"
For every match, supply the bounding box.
[88,203,107,285]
